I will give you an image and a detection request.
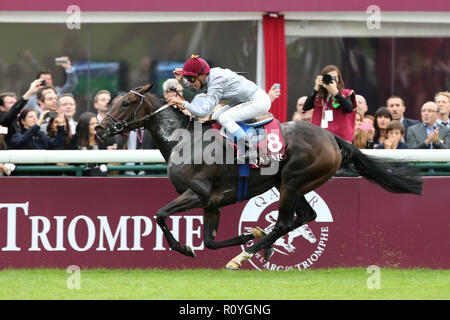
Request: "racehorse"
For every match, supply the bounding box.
[96,84,423,269]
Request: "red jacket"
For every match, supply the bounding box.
[311,89,356,142]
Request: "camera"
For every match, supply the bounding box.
[322,74,337,85]
[46,111,58,119]
[40,79,46,86]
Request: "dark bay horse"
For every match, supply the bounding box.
[96,84,423,269]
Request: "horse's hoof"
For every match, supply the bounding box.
[225,259,241,270]
[185,245,196,258]
[225,251,253,270]
[263,247,274,261]
[251,227,267,239]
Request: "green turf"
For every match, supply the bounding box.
[0,268,448,300]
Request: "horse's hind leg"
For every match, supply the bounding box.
[226,185,297,269]
[259,195,316,260]
[156,188,206,258]
[293,195,317,227]
[203,206,266,250]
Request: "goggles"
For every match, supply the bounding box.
[183,76,197,83]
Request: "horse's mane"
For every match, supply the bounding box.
[147,93,214,133]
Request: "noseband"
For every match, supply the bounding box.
[106,90,169,134]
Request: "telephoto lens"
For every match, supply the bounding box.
[322,74,336,85]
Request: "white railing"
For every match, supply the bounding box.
[0,149,450,164]
[0,150,165,164]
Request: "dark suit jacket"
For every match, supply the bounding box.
[406,123,450,149]
[401,118,420,139]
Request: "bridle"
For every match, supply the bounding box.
[106,89,169,134]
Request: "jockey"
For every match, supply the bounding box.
[169,54,271,161]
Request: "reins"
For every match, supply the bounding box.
[106,90,170,134]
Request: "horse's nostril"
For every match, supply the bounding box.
[95,125,103,132]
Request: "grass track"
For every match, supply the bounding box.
[0,268,448,300]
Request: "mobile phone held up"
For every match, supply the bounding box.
[55,57,69,65]
[275,83,280,90]
[360,122,372,130]
[45,111,58,119]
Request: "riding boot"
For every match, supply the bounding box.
[247,138,258,161]
[236,136,248,163]
[236,135,257,163]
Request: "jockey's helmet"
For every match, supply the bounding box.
[181,54,210,77]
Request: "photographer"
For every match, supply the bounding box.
[0,79,44,146]
[9,109,65,150]
[303,65,356,142]
[25,56,78,112]
[36,89,58,132]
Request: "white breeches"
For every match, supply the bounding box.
[212,88,271,135]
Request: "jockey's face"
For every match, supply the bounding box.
[194,74,208,91]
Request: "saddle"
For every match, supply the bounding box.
[211,112,286,168]
[217,112,274,145]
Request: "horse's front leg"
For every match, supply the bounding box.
[156,188,206,258]
[203,206,266,250]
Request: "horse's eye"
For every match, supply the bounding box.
[122,102,129,107]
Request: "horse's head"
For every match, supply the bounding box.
[96,84,159,141]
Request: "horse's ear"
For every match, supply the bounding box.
[143,84,153,93]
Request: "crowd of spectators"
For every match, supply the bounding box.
[1,57,449,176]
[290,64,450,153]
[0,56,163,176]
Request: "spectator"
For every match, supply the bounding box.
[353,111,368,149]
[162,78,184,103]
[57,93,77,135]
[267,83,281,103]
[354,111,363,133]
[35,86,57,114]
[355,94,368,116]
[10,109,64,150]
[0,122,15,175]
[0,92,18,112]
[0,125,7,150]
[360,115,376,148]
[353,130,370,149]
[72,112,101,150]
[71,111,113,176]
[363,114,375,126]
[0,79,43,145]
[294,96,313,123]
[296,96,307,113]
[93,90,111,123]
[46,114,73,150]
[119,127,158,175]
[303,65,356,142]
[25,56,78,111]
[353,111,376,149]
[435,91,450,128]
[406,101,450,149]
[373,107,392,148]
[386,95,419,138]
[291,111,301,121]
[36,88,58,133]
[376,120,408,149]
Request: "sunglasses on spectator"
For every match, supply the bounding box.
[184,76,197,83]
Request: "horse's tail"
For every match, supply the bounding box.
[334,135,423,195]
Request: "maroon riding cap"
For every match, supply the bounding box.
[181,55,210,77]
